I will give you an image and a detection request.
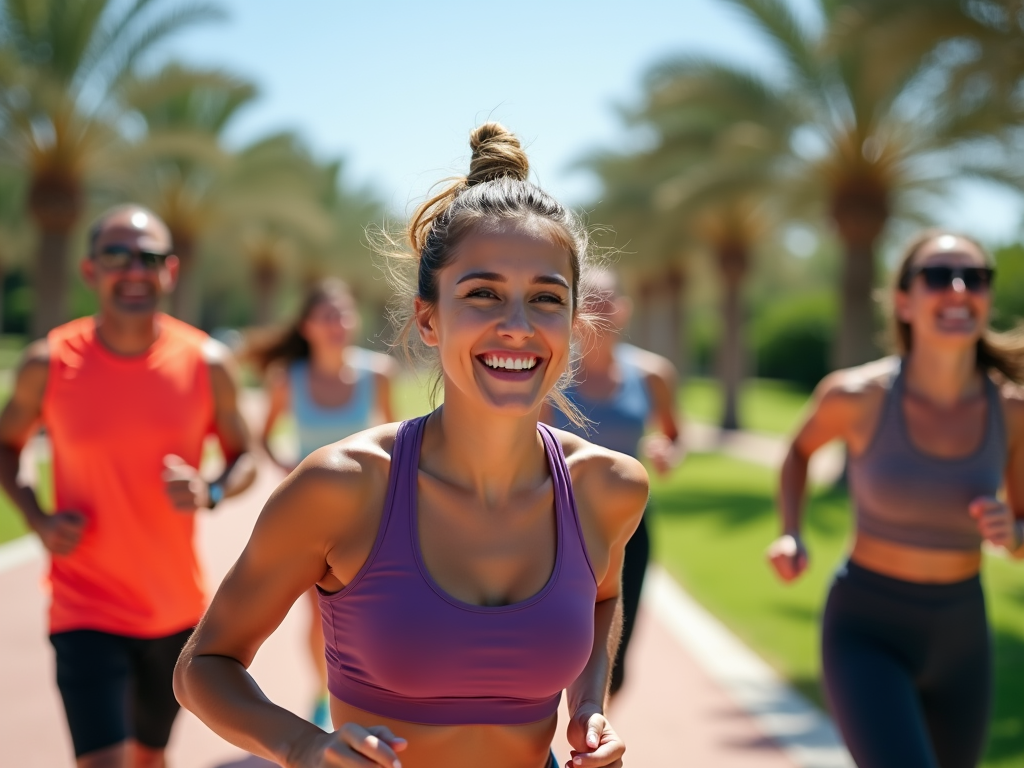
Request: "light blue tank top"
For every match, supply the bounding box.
[551,344,651,457]
[289,353,376,460]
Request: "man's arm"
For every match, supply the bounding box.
[0,341,85,553]
[163,340,257,511]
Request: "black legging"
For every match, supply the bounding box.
[609,511,650,695]
[822,560,991,768]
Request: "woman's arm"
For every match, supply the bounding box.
[637,353,685,476]
[971,385,1024,558]
[566,449,649,768]
[174,439,406,768]
[769,371,865,582]
[261,363,296,473]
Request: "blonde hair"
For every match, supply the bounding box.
[889,228,1024,384]
[380,122,596,425]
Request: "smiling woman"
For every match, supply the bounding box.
[767,229,1024,768]
[173,123,648,768]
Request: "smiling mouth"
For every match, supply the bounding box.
[479,356,544,374]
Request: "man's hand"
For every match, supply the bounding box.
[162,454,208,512]
[566,705,624,768]
[33,510,86,555]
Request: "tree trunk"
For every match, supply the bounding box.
[252,259,280,327]
[831,180,889,369]
[836,239,878,368]
[715,242,748,431]
[665,266,688,383]
[28,173,83,339]
[640,265,688,378]
[169,234,199,324]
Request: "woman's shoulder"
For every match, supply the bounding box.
[812,357,898,408]
[549,427,649,524]
[618,344,676,383]
[282,422,404,512]
[348,347,400,378]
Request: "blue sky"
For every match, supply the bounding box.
[154,0,1022,245]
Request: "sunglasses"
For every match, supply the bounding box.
[900,265,995,293]
[94,244,171,271]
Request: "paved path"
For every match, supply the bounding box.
[0,397,847,767]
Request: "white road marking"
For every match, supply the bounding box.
[645,566,855,768]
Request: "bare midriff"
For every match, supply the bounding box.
[851,531,981,584]
[329,699,558,768]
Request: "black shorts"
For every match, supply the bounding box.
[50,627,193,757]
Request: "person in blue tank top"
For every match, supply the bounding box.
[547,268,685,696]
[250,277,397,728]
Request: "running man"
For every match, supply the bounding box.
[0,205,256,768]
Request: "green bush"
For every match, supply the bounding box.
[993,244,1024,331]
[752,292,836,389]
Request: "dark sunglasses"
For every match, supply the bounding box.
[900,265,995,293]
[94,244,171,271]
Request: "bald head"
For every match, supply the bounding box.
[88,205,172,258]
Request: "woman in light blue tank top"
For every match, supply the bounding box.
[250,278,397,728]
[548,269,685,696]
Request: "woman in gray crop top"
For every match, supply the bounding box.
[767,230,1024,768]
[248,278,397,730]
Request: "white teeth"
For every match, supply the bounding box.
[940,308,971,320]
[482,355,538,370]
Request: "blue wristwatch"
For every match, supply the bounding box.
[207,481,225,509]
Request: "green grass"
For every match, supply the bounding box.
[682,376,810,435]
[391,371,812,436]
[650,452,1024,768]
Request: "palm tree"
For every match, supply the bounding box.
[0,0,223,337]
[634,61,798,428]
[682,0,1020,367]
[115,63,256,321]
[116,65,340,325]
[583,150,696,378]
[0,164,29,332]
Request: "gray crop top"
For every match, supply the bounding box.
[848,360,1007,551]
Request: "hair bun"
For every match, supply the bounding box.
[467,122,529,185]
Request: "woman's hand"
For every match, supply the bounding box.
[767,533,809,582]
[970,496,1021,551]
[290,723,407,768]
[566,705,624,768]
[641,434,684,476]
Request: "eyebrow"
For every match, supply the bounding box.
[455,271,570,289]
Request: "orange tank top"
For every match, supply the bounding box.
[42,315,215,637]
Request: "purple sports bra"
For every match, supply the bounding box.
[317,415,599,725]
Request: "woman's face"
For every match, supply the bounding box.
[416,222,575,416]
[301,294,359,351]
[896,235,992,352]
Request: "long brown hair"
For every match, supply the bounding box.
[378,122,597,425]
[247,278,354,375]
[890,228,1024,384]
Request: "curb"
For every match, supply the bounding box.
[645,566,854,768]
[0,535,42,574]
